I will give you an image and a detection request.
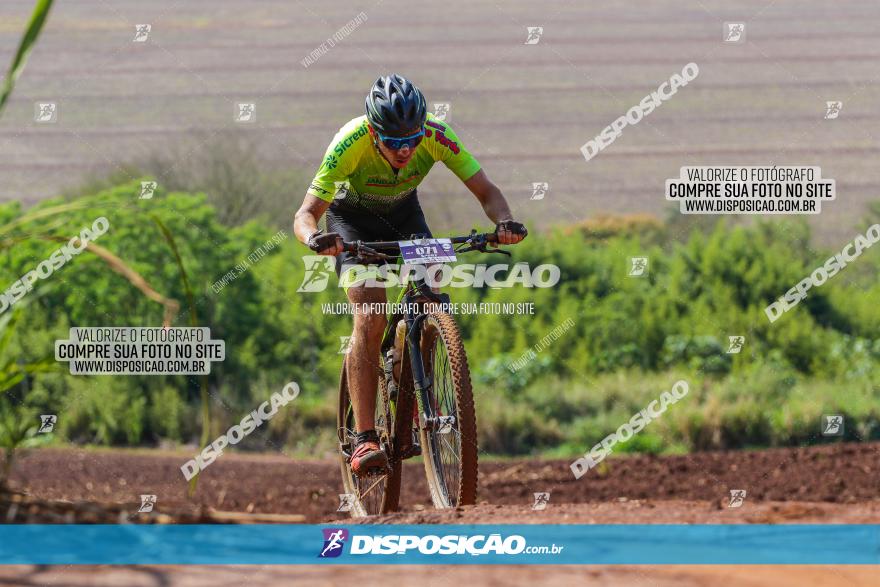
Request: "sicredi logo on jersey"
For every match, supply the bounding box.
[334,125,368,156]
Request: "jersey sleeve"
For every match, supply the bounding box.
[424,118,482,182]
[307,121,367,202]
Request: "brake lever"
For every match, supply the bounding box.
[355,243,394,262]
[455,243,511,256]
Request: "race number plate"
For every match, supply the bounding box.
[398,238,456,264]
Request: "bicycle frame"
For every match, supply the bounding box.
[337,230,510,512]
[344,230,507,447]
[347,232,498,433]
[379,258,451,436]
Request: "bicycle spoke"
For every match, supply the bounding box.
[357,473,386,498]
[424,332,463,505]
[440,432,460,458]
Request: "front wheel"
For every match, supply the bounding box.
[418,312,478,508]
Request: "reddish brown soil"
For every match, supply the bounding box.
[3,442,878,523]
[1,443,878,586]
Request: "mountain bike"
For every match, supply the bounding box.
[336,231,511,517]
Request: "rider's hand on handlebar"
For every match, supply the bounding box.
[494,220,527,245]
[307,230,344,255]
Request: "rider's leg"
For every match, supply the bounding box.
[345,282,387,433]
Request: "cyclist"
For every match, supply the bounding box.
[293,74,526,476]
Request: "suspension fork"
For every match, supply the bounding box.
[404,286,452,431]
[405,312,434,428]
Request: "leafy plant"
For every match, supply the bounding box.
[0,402,49,491]
[0,0,55,113]
[0,306,54,492]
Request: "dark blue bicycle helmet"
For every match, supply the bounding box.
[365,74,427,136]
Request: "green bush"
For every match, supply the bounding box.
[1,180,878,457]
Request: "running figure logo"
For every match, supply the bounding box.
[432,103,450,121]
[337,494,354,512]
[628,257,648,277]
[532,492,550,510]
[530,182,549,200]
[728,489,747,508]
[318,528,349,558]
[436,415,456,434]
[822,415,844,436]
[727,336,745,354]
[525,27,544,44]
[333,181,350,200]
[140,181,157,200]
[38,414,57,433]
[236,103,256,123]
[133,24,151,42]
[138,495,157,513]
[297,255,335,292]
[824,101,842,119]
[338,336,355,355]
[724,23,745,43]
[34,102,57,123]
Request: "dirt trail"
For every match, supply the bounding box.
[5,443,877,523]
[2,443,878,585]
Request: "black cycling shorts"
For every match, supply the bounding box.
[325,190,432,278]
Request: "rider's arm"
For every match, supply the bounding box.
[463,170,525,245]
[294,195,343,255]
[425,116,524,245]
[294,195,329,243]
[464,169,513,223]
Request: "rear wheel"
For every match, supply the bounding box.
[418,312,478,508]
[337,356,401,517]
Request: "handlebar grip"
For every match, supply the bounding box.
[495,221,527,237]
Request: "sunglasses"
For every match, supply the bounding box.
[375,127,425,151]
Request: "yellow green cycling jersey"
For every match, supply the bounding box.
[307,113,481,212]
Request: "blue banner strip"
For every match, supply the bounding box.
[0,524,877,565]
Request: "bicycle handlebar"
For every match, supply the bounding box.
[341,231,498,253]
[340,231,508,262]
